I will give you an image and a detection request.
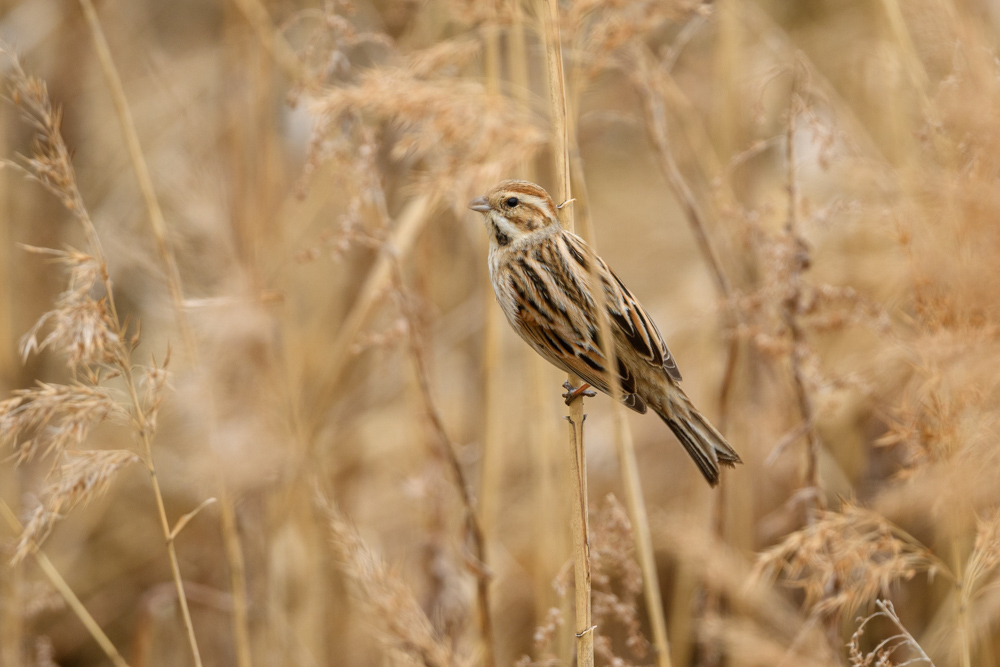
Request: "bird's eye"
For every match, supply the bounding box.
[505,197,519,207]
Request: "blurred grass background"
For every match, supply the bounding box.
[2,0,1000,665]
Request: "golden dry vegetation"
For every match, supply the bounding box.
[1,0,1000,666]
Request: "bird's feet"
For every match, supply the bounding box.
[562,381,596,405]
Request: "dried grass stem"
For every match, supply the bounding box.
[540,0,593,663]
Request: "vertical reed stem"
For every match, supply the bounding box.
[0,91,18,667]
[954,540,972,667]
[612,417,674,667]
[478,9,504,619]
[507,6,571,655]
[571,124,674,667]
[77,0,193,357]
[220,485,253,667]
[782,76,824,516]
[392,263,495,666]
[540,0,593,663]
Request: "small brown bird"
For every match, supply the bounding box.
[469,179,741,485]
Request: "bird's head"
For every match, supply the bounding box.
[468,180,561,247]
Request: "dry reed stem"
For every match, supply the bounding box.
[953,540,972,667]
[124,362,204,667]
[390,249,494,664]
[1,500,131,667]
[219,484,253,667]
[606,419,673,667]
[77,0,194,358]
[0,112,10,389]
[878,0,934,125]
[711,0,742,163]
[354,146,492,656]
[228,0,312,88]
[569,102,674,667]
[634,49,731,301]
[77,6,253,663]
[572,201,674,666]
[540,0,593,664]
[0,551,22,667]
[634,41,744,665]
[307,192,437,437]
[626,27,749,663]
[505,7,572,656]
[477,10,505,596]
[782,73,824,518]
[633,46,738,667]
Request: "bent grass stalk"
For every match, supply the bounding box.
[1,500,131,667]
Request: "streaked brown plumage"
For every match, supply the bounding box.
[469,179,741,486]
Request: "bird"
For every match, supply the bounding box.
[469,179,741,486]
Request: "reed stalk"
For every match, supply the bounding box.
[0,88,16,667]
[539,0,593,663]
[505,6,572,656]
[306,192,438,436]
[954,539,972,667]
[390,260,495,666]
[359,153,494,662]
[570,108,675,667]
[228,0,311,87]
[77,0,194,358]
[782,75,824,516]
[478,2,504,573]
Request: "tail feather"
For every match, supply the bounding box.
[654,394,741,486]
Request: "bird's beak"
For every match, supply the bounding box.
[468,196,491,213]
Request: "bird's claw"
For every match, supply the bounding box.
[562,381,596,405]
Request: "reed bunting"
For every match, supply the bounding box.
[469,180,740,486]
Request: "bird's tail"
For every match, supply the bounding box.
[653,391,741,486]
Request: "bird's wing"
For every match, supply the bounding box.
[562,232,683,383]
[505,234,648,414]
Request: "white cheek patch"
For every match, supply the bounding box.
[494,215,520,237]
[488,213,520,245]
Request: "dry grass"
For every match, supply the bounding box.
[3,1,1000,666]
